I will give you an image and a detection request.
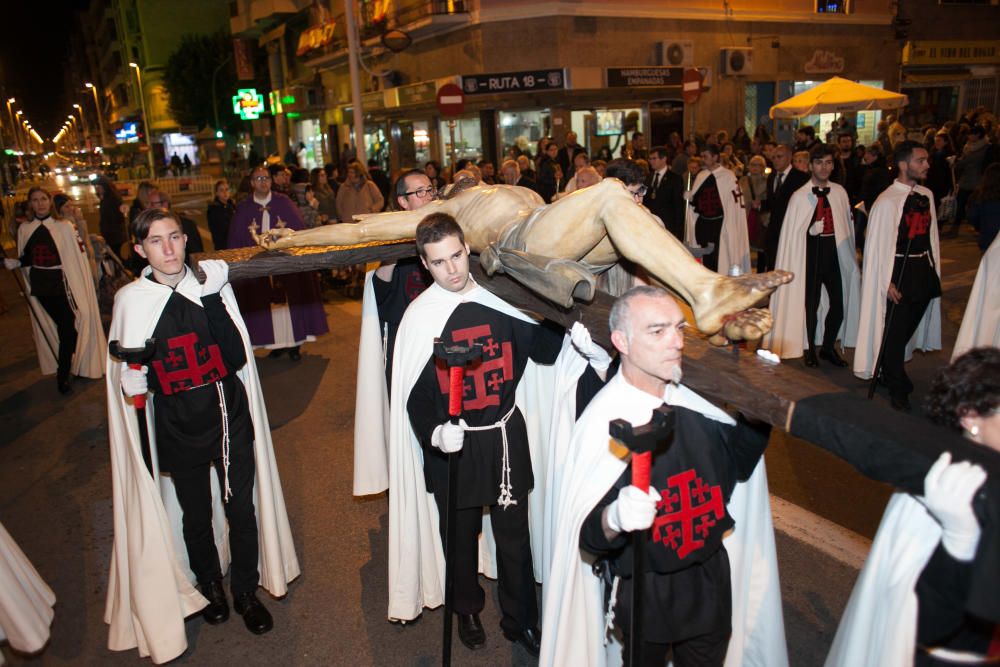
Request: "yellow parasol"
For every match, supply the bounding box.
[769,77,909,119]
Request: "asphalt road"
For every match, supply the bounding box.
[0,186,986,666]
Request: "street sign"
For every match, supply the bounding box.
[436,83,465,116]
[682,68,703,104]
[606,67,683,88]
[462,69,565,95]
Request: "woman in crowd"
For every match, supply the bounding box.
[424,160,446,190]
[740,154,769,256]
[926,130,956,209]
[128,181,156,224]
[290,168,320,229]
[336,162,384,224]
[94,176,126,260]
[968,162,1000,252]
[206,179,236,250]
[310,167,338,222]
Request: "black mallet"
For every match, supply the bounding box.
[109,339,157,476]
[609,405,675,667]
[433,338,482,667]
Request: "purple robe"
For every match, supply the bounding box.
[228,192,329,346]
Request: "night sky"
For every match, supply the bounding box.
[1,0,91,142]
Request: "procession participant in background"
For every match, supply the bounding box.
[105,209,298,663]
[684,145,750,274]
[353,169,433,496]
[853,141,942,412]
[0,520,55,660]
[53,192,99,285]
[149,189,203,263]
[227,166,328,361]
[388,214,564,656]
[4,187,105,393]
[765,144,860,366]
[951,233,1000,360]
[540,287,787,667]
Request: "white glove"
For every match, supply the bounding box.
[570,322,612,372]
[924,452,987,561]
[808,220,824,236]
[200,260,229,296]
[3,258,20,270]
[431,419,468,454]
[120,363,149,398]
[606,485,660,534]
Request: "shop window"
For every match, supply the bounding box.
[816,0,849,13]
[498,110,550,159]
[439,116,482,168]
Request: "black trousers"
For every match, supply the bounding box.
[622,627,731,667]
[169,434,260,595]
[695,217,724,273]
[34,292,77,382]
[433,492,536,634]
[804,235,844,351]
[880,295,931,399]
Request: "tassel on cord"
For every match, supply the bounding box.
[604,575,620,644]
[216,382,232,500]
[464,404,517,508]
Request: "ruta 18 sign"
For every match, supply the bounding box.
[233,89,266,120]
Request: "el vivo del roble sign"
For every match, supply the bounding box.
[462,70,566,95]
[607,67,684,88]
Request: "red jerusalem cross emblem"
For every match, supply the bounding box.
[435,324,513,411]
[152,332,227,395]
[652,469,725,559]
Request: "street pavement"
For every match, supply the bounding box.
[0,190,987,665]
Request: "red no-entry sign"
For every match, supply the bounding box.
[436,83,465,116]
[682,68,703,104]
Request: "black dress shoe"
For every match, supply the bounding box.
[233,591,273,635]
[288,346,301,361]
[197,580,229,625]
[890,394,912,413]
[456,613,486,650]
[803,349,819,368]
[503,626,542,658]
[819,347,849,367]
[267,348,285,358]
[57,377,73,395]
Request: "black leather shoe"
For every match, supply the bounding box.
[288,346,301,361]
[267,348,285,358]
[803,349,819,368]
[456,613,486,650]
[233,591,273,635]
[890,394,911,413]
[57,377,73,394]
[197,580,229,625]
[819,347,849,367]
[503,626,542,658]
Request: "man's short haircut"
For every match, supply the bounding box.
[810,143,837,162]
[267,163,287,178]
[132,207,182,243]
[392,168,428,209]
[501,159,518,172]
[799,125,816,138]
[837,132,854,144]
[701,144,721,158]
[604,158,645,186]
[415,213,465,258]
[893,140,924,168]
[609,285,673,340]
[649,145,669,160]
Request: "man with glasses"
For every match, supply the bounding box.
[353,169,436,496]
[684,145,750,274]
[226,166,328,361]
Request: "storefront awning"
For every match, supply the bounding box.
[769,76,908,119]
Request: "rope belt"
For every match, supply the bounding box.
[464,404,518,509]
[215,382,232,501]
[895,250,930,258]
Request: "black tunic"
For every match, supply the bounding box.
[20,223,64,297]
[373,258,429,392]
[692,174,724,221]
[406,302,563,508]
[145,280,252,473]
[580,406,769,643]
[893,193,941,302]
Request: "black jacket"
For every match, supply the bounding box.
[644,169,686,239]
[762,168,810,272]
[206,198,236,251]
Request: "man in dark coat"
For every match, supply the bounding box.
[761,144,810,272]
[644,145,686,239]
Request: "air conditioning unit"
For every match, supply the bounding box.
[721,47,753,76]
[659,40,694,67]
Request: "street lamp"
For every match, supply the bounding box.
[129,63,156,177]
[5,98,20,153]
[85,82,109,149]
[72,103,89,148]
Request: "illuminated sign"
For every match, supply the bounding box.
[296,20,337,57]
[232,88,266,120]
[115,122,138,143]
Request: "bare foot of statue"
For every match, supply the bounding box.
[693,271,792,339]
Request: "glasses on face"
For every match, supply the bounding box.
[405,186,437,199]
[253,175,271,183]
[629,185,648,198]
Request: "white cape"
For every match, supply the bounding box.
[0,521,56,659]
[765,181,861,358]
[684,167,751,275]
[853,181,942,379]
[952,233,1000,360]
[104,267,300,664]
[353,271,391,495]
[825,493,940,667]
[539,373,788,667]
[16,217,106,378]
[386,280,561,621]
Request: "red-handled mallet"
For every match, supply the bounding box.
[609,405,675,667]
[109,339,157,476]
[432,338,482,667]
